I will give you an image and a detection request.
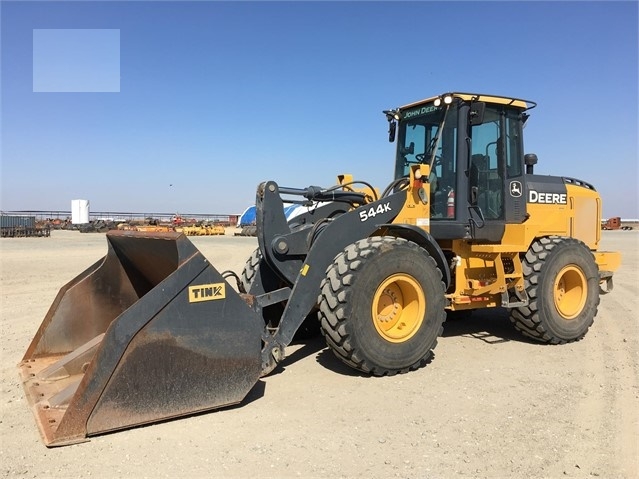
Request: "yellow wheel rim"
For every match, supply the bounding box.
[553,265,587,320]
[372,273,425,343]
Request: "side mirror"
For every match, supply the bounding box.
[388,120,396,142]
[384,109,401,142]
[524,153,538,174]
[469,102,486,126]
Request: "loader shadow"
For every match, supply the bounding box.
[315,347,372,377]
[225,338,329,404]
[315,347,437,377]
[234,379,267,406]
[312,308,538,377]
[269,335,328,376]
[441,307,535,344]
[236,308,538,381]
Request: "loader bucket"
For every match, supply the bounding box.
[18,231,264,447]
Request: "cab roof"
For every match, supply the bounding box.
[400,92,536,110]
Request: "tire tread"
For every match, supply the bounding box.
[509,236,600,344]
[319,237,445,376]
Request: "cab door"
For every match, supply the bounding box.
[469,105,527,236]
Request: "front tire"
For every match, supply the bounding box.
[509,236,600,343]
[318,237,446,376]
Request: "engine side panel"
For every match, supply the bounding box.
[566,184,601,249]
[499,175,602,250]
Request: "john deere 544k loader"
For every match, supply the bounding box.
[19,92,621,446]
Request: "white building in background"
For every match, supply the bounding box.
[71,199,90,224]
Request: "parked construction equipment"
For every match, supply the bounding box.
[19,92,621,446]
[601,217,633,230]
[129,224,175,233]
[1,215,50,238]
[178,224,226,236]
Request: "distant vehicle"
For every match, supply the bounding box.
[601,217,633,230]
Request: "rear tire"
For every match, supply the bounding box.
[241,248,319,339]
[509,236,600,343]
[318,237,446,376]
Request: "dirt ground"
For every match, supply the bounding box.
[1,230,637,479]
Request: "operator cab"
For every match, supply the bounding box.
[387,92,536,242]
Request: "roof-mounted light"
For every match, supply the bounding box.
[433,95,454,107]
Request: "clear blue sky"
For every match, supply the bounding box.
[1,1,637,218]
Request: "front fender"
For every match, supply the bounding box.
[376,224,451,289]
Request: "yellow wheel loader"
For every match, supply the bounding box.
[18,92,621,446]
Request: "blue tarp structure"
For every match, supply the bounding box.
[238,205,304,227]
[238,206,256,227]
[283,205,300,219]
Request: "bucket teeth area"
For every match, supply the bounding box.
[19,355,86,445]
